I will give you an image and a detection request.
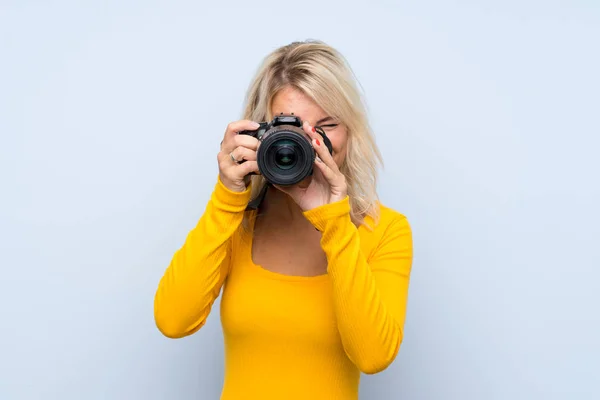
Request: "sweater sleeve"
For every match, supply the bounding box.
[303,196,413,374]
[154,176,252,338]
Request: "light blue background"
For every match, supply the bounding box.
[1,1,598,399]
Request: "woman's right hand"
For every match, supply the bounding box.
[217,120,261,192]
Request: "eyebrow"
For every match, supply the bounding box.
[315,116,336,125]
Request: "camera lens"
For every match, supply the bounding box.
[257,128,315,186]
[274,140,297,170]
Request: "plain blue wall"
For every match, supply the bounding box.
[1,1,598,399]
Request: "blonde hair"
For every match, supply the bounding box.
[242,40,383,229]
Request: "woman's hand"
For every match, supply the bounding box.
[217,120,261,192]
[274,121,348,211]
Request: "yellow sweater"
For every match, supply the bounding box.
[154,177,413,400]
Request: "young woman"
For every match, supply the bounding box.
[154,40,413,400]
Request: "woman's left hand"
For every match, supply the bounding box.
[274,121,348,211]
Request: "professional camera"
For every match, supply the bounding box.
[239,114,333,186]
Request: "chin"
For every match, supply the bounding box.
[297,175,312,188]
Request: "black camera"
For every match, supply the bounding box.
[239,114,333,186]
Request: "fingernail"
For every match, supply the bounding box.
[251,121,260,128]
[316,139,320,146]
[311,127,316,133]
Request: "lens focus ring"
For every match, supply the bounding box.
[257,128,314,185]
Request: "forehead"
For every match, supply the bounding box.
[270,86,328,123]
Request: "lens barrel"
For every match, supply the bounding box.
[257,127,315,185]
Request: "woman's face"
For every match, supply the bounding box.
[270,86,348,168]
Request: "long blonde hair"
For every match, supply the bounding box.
[242,40,383,229]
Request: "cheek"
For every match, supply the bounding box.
[327,132,348,165]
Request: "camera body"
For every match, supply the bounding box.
[239,114,333,186]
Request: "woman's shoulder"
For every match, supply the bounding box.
[365,201,410,231]
[379,201,409,221]
[358,202,411,260]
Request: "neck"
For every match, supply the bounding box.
[260,185,306,225]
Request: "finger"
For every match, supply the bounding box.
[303,121,336,168]
[302,120,320,141]
[222,132,260,154]
[231,146,257,162]
[222,120,261,145]
[312,136,338,172]
[313,152,338,182]
[232,134,259,150]
[237,160,259,176]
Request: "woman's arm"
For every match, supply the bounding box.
[303,196,413,374]
[154,176,251,338]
